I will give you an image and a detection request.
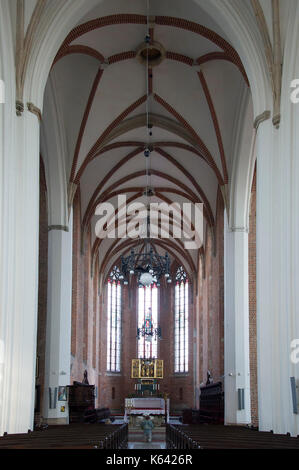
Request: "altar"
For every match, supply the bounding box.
[124,397,170,426]
[127,359,168,426]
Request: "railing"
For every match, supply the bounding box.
[166,424,201,450]
[98,423,128,449]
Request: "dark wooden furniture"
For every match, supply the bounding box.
[68,383,95,423]
[199,381,224,424]
[166,423,299,449]
[84,408,111,423]
[182,409,201,425]
[0,424,128,449]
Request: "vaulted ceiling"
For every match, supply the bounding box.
[41,0,251,281]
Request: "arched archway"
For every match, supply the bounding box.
[0,0,278,436]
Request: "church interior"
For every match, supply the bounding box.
[1,0,299,450]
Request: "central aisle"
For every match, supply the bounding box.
[128,427,167,450]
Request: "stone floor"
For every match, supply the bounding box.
[128,427,167,450]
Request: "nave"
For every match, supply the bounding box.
[1,0,299,446]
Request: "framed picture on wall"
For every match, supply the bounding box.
[58,386,67,402]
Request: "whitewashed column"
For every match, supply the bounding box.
[43,216,73,424]
[0,0,41,435]
[0,0,16,436]
[256,118,275,432]
[256,3,299,436]
[0,98,41,431]
[0,113,40,436]
[224,216,251,425]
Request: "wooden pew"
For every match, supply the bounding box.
[0,423,128,449]
[166,424,299,449]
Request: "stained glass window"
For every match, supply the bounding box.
[138,284,158,359]
[107,267,122,372]
[174,267,189,373]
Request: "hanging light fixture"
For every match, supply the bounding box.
[120,0,172,288]
[121,245,171,287]
[121,203,171,286]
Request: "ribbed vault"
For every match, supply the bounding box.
[41,0,251,279]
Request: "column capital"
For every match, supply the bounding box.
[27,102,42,122]
[254,110,271,130]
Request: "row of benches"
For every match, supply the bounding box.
[166,424,201,449]
[98,423,128,449]
[0,423,128,449]
[166,424,299,449]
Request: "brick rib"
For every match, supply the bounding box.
[70,66,104,182]
[54,45,104,66]
[198,71,229,184]
[154,93,223,183]
[82,147,144,228]
[74,95,147,183]
[197,52,249,86]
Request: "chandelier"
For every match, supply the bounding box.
[120,0,172,289]
[121,245,171,287]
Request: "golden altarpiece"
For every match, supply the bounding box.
[125,359,169,426]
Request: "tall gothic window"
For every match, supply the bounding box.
[138,284,158,359]
[174,267,189,373]
[107,267,122,372]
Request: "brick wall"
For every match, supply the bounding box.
[197,188,224,389]
[35,158,48,422]
[71,191,100,401]
[70,189,85,384]
[249,167,258,427]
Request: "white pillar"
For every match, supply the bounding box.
[224,217,251,425]
[0,113,40,436]
[256,118,276,432]
[256,4,299,436]
[43,218,73,425]
[0,107,40,436]
[256,103,296,436]
[0,0,41,435]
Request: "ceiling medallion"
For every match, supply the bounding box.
[136,40,166,67]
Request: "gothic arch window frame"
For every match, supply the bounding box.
[107,266,122,373]
[174,266,189,374]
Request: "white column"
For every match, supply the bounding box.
[43,217,73,424]
[0,102,40,434]
[0,0,41,435]
[256,118,275,432]
[224,217,251,425]
[256,102,296,436]
[256,4,299,436]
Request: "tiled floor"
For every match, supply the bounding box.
[128,427,167,450]
[128,442,167,449]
